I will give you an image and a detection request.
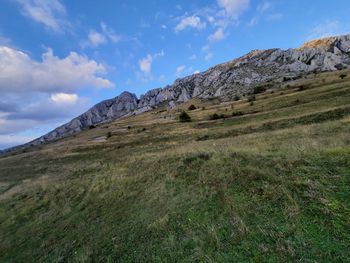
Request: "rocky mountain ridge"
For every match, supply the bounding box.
[2,34,350,153]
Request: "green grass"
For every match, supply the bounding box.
[0,70,350,262]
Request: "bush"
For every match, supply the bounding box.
[340,74,347,79]
[234,95,240,101]
[232,111,244,117]
[89,125,96,129]
[107,132,112,138]
[179,111,191,122]
[209,113,226,120]
[248,95,256,102]
[188,105,197,111]
[253,86,266,94]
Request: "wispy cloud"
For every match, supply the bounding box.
[14,0,70,32]
[217,0,250,18]
[307,20,350,40]
[176,65,186,77]
[175,16,206,33]
[83,22,121,48]
[138,50,165,81]
[209,27,226,42]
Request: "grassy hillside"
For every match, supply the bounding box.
[1,70,350,262]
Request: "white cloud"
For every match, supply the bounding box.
[194,70,200,74]
[257,2,271,13]
[248,17,259,27]
[209,27,226,42]
[0,46,114,94]
[84,22,121,48]
[217,0,250,17]
[307,21,350,40]
[176,65,186,76]
[138,50,165,80]
[14,0,69,32]
[205,53,213,61]
[266,13,283,21]
[51,93,78,104]
[189,54,197,60]
[175,16,206,33]
[139,54,153,75]
[88,30,107,47]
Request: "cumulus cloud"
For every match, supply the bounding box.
[14,0,70,32]
[175,16,206,33]
[0,46,113,148]
[0,46,114,94]
[5,95,87,121]
[51,93,78,104]
[209,27,226,42]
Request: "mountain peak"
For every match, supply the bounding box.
[299,34,350,51]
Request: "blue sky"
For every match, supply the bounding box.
[0,0,350,149]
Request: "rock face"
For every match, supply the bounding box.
[3,34,350,153]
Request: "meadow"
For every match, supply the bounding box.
[0,70,350,262]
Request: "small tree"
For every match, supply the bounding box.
[179,111,191,122]
[248,95,256,102]
[188,104,197,111]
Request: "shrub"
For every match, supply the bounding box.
[179,111,191,122]
[188,105,197,111]
[253,85,266,94]
[201,107,206,111]
[234,95,240,101]
[89,125,96,129]
[209,113,226,120]
[232,111,244,117]
[340,74,347,79]
[248,95,256,102]
[107,132,112,138]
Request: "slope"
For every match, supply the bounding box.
[0,69,350,262]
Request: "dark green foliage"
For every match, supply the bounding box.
[179,111,191,122]
[234,95,240,101]
[209,113,226,120]
[232,111,244,117]
[248,95,256,102]
[253,85,266,94]
[340,74,347,79]
[188,105,197,111]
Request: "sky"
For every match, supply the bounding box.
[0,0,350,149]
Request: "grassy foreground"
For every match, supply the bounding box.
[0,71,350,262]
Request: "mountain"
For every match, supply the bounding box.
[3,34,350,152]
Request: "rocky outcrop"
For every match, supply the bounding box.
[3,34,350,153]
